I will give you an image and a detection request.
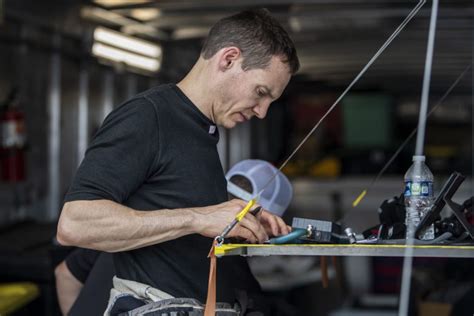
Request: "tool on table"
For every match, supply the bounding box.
[215,199,258,246]
[292,218,344,243]
[250,206,263,217]
[416,172,474,240]
[266,228,308,244]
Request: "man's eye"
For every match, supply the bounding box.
[257,89,266,96]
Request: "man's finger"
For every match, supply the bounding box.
[235,226,258,244]
[263,212,280,236]
[275,216,290,235]
[240,216,268,243]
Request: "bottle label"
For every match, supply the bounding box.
[404,181,432,197]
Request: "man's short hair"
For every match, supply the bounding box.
[201,8,299,75]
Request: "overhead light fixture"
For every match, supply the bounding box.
[93,0,152,7]
[129,8,161,21]
[92,43,161,72]
[92,26,162,73]
[94,26,161,58]
[172,27,210,40]
[81,6,137,26]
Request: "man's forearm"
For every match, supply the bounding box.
[57,200,198,252]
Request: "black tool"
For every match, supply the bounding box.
[250,206,262,217]
[291,217,345,243]
[416,172,474,240]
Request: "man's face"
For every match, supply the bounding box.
[213,55,291,129]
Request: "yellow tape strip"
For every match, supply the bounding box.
[235,199,256,222]
[352,190,367,207]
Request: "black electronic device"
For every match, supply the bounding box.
[291,217,346,243]
[416,172,474,240]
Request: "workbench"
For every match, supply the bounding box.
[215,243,474,258]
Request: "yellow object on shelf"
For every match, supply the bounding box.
[0,282,39,315]
[309,157,341,178]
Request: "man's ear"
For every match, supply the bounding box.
[217,47,241,71]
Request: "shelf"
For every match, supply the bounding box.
[215,243,474,258]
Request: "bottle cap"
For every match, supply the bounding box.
[412,155,425,162]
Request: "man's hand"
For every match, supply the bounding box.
[257,209,291,237]
[194,199,270,243]
[193,199,291,244]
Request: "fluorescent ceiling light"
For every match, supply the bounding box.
[129,8,161,21]
[81,6,137,26]
[120,24,167,39]
[92,43,160,72]
[94,26,161,58]
[172,27,210,40]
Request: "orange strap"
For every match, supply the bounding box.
[204,240,217,316]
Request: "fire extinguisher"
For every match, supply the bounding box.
[0,89,26,182]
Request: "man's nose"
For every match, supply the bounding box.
[253,101,271,119]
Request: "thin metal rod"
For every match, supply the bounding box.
[77,64,89,165]
[257,0,426,197]
[414,0,439,156]
[352,64,471,207]
[399,1,439,315]
[47,34,61,221]
[126,73,138,99]
[398,233,416,316]
[102,70,114,121]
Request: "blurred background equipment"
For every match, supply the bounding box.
[0,0,472,315]
[1,88,26,183]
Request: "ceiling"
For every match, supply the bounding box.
[3,0,473,94]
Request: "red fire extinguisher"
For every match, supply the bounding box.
[0,89,26,182]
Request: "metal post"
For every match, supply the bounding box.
[126,73,138,99]
[77,63,89,165]
[414,0,439,156]
[229,122,251,168]
[17,26,28,90]
[400,1,439,315]
[47,33,61,221]
[102,69,114,121]
[217,127,229,172]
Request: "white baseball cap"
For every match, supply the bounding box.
[225,159,293,217]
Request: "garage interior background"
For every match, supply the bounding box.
[0,0,472,315]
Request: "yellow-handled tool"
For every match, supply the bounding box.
[215,199,256,246]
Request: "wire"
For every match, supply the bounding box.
[352,64,472,207]
[256,0,427,198]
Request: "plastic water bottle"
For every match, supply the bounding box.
[404,155,435,240]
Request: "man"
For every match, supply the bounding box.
[55,160,293,315]
[57,8,299,315]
